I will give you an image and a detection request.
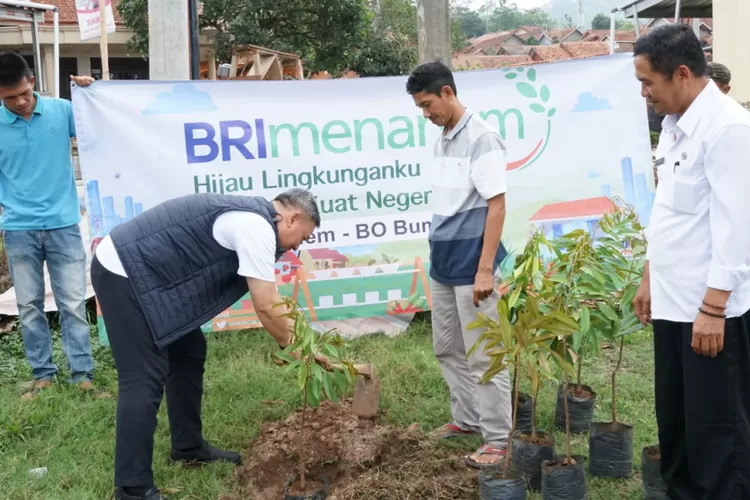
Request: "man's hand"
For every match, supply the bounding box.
[692,311,725,358]
[633,275,651,325]
[70,75,95,87]
[473,269,494,307]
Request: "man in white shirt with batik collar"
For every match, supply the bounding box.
[632,24,750,500]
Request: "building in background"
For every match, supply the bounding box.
[0,0,217,99]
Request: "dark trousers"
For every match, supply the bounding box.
[91,256,206,488]
[653,309,750,500]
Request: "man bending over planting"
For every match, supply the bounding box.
[406,60,512,469]
[91,189,328,500]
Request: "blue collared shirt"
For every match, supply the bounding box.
[0,93,80,230]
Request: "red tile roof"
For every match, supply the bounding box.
[530,197,615,222]
[560,42,611,59]
[279,251,303,266]
[28,0,125,25]
[513,26,545,41]
[529,44,573,62]
[498,45,534,56]
[453,54,533,69]
[463,31,524,53]
[307,249,348,262]
[546,28,582,41]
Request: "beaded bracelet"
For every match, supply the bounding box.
[702,300,726,311]
[698,307,726,319]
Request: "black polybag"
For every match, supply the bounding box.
[641,446,668,500]
[479,470,527,500]
[554,384,595,434]
[588,422,633,478]
[514,393,534,434]
[512,433,555,490]
[541,456,587,500]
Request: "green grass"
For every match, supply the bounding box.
[0,315,656,499]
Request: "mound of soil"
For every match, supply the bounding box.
[235,400,479,500]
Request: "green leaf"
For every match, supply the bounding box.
[298,364,308,391]
[321,344,339,360]
[580,306,591,334]
[527,68,537,82]
[547,108,557,118]
[274,350,296,364]
[517,82,538,98]
[508,286,523,309]
[334,369,348,392]
[549,349,576,377]
[308,377,322,407]
[540,84,550,102]
[505,73,518,80]
[322,373,336,402]
[408,292,420,303]
[530,103,545,113]
[573,329,583,351]
[598,302,619,322]
[311,362,324,383]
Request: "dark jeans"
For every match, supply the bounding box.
[90,256,206,488]
[653,309,750,500]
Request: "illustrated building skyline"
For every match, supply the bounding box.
[600,156,655,227]
[86,180,144,237]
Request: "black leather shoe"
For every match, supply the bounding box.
[114,487,167,500]
[169,440,243,467]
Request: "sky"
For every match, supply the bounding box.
[467,0,549,9]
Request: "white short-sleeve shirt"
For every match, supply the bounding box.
[94,211,277,282]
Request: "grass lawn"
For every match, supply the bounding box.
[0,314,656,499]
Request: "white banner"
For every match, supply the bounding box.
[72,53,655,334]
[75,0,115,42]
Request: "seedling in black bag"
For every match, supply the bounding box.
[583,204,649,479]
[469,231,578,496]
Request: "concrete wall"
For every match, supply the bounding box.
[714,0,750,102]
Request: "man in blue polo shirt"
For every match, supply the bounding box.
[0,51,105,399]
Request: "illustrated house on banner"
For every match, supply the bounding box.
[305,248,349,271]
[275,251,303,284]
[529,196,616,240]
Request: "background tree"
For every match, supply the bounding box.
[118,0,374,75]
[453,6,486,39]
[591,12,634,30]
[591,13,611,29]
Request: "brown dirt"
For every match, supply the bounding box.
[645,445,661,461]
[567,385,594,399]
[234,399,479,500]
[517,432,554,447]
[287,476,325,496]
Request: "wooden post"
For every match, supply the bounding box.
[295,268,317,321]
[415,256,432,308]
[99,0,110,80]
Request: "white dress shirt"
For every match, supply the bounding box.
[648,80,750,322]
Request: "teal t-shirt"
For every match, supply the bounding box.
[0,93,81,230]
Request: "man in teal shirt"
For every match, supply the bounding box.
[0,51,105,398]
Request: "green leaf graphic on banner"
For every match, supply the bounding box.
[548,108,557,117]
[530,103,545,113]
[505,73,518,80]
[517,82,537,98]
[527,68,537,82]
[540,85,550,102]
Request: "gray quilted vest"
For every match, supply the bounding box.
[109,193,283,348]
